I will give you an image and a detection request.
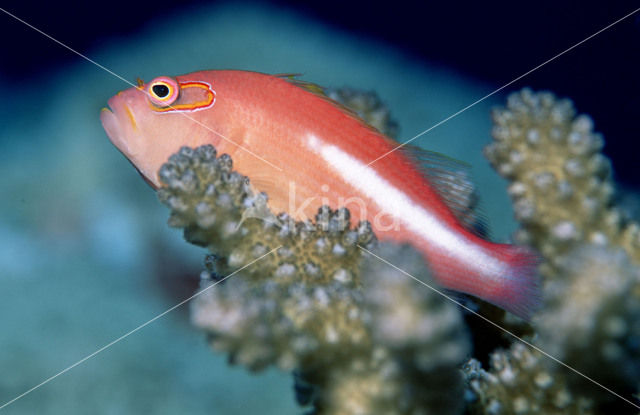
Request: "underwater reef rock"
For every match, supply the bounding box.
[158,145,470,414]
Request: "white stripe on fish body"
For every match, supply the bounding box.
[306,134,506,278]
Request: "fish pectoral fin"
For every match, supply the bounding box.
[249,175,279,194]
[401,144,488,237]
[246,175,289,209]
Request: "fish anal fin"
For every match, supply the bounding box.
[401,144,488,237]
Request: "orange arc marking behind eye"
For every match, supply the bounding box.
[150,81,215,113]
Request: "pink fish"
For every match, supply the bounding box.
[101,70,540,319]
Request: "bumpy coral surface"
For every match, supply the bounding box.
[484,88,640,276]
[298,243,470,415]
[158,146,373,278]
[534,245,640,397]
[479,89,640,413]
[464,343,594,415]
[158,145,470,414]
[158,146,373,367]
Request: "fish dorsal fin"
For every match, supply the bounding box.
[277,74,383,134]
[401,144,487,236]
[276,73,326,96]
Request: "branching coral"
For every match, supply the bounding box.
[464,343,594,415]
[466,246,640,413]
[157,145,373,289]
[484,88,640,274]
[534,245,640,396]
[297,243,469,415]
[158,145,470,414]
[475,89,640,413]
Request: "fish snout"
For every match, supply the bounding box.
[101,98,133,157]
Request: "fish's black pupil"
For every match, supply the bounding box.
[152,84,170,98]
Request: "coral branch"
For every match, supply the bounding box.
[157,145,469,414]
[464,343,595,414]
[484,88,640,275]
[475,89,640,413]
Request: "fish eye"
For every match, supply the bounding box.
[147,76,179,107]
[152,84,170,98]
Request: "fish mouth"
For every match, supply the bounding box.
[101,101,133,157]
[100,102,159,191]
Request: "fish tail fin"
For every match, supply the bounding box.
[489,245,542,321]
